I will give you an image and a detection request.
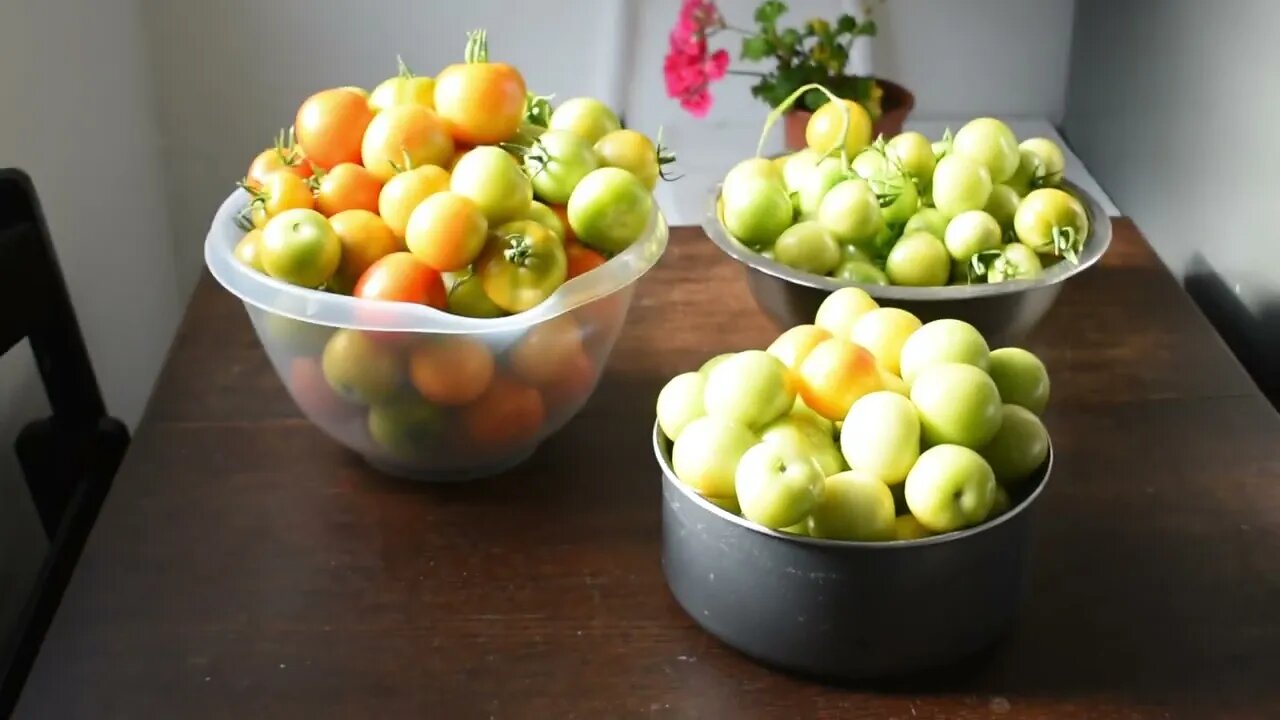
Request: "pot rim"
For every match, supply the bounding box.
[654,421,1052,550]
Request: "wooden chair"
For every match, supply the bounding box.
[0,168,131,713]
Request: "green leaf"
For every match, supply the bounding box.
[754,0,788,26]
[801,88,828,111]
[856,19,878,37]
[835,14,858,34]
[741,35,771,61]
[780,28,801,48]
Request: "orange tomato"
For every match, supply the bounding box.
[539,349,597,415]
[797,337,885,421]
[549,204,576,243]
[315,163,382,216]
[245,139,312,190]
[295,88,374,169]
[360,105,455,182]
[433,30,526,145]
[378,165,451,239]
[766,324,833,372]
[409,336,495,406]
[328,210,399,293]
[464,374,546,451]
[404,191,488,272]
[248,171,314,228]
[354,251,447,309]
[564,237,607,279]
[507,315,586,386]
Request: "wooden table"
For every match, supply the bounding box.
[17,221,1280,719]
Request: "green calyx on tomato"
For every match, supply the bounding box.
[524,91,554,128]
[521,130,599,205]
[478,220,568,313]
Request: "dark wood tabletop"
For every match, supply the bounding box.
[17,220,1280,719]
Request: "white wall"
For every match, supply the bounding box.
[0,0,181,636]
[1063,0,1280,392]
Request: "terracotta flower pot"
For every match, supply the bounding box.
[783,78,916,152]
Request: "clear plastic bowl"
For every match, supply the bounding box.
[205,190,669,481]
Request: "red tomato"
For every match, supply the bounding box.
[354,252,447,308]
[464,374,545,451]
[564,237,607,279]
[295,88,374,169]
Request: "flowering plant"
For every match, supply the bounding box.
[664,0,883,118]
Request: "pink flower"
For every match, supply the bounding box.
[663,1,730,117]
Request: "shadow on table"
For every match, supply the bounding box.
[1184,252,1280,408]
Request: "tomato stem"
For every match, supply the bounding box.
[396,54,414,79]
[524,92,554,128]
[503,234,533,266]
[655,126,682,182]
[464,29,489,64]
[1051,225,1082,264]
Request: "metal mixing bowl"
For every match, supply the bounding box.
[704,179,1112,345]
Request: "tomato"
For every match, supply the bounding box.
[245,133,312,190]
[549,204,575,242]
[982,184,1020,231]
[567,167,653,255]
[795,156,847,218]
[814,286,879,339]
[378,164,451,238]
[321,329,404,404]
[564,237,607,279]
[548,97,621,145]
[1019,137,1065,187]
[247,171,314,227]
[367,395,447,461]
[405,191,488,272]
[314,163,381,216]
[463,373,546,451]
[723,157,785,199]
[539,349,597,416]
[446,272,506,318]
[594,129,659,190]
[773,221,840,275]
[260,209,341,288]
[478,220,568,312]
[805,99,872,157]
[943,210,1002,263]
[522,201,566,240]
[766,324,832,372]
[951,117,1019,183]
[722,176,791,249]
[867,168,920,227]
[836,260,889,285]
[1014,188,1088,261]
[234,229,265,272]
[931,154,993,218]
[433,30,527,145]
[903,208,948,239]
[409,336,495,405]
[782,149,820,193]
[339,86,370,99]
[1004,148,1041,196]
[841,391,921,486]
[524,129,599,204]
[450,146,533,224]
[360,104,454,182]
[885,131,936,186]
[288,356,363,424]
[986,242,1044,283]
[295,88,374,170]
[260,313,334,357]
[328,209,399,293]
[508,314,585,386]
[507,122,547,155]
[910,363,1003,448]
[354,252,447,308]
[797,337,885,421]
[988,348,1050,416]
[850,307,922,377]
[899,319,991,385]
[369,57,435,112]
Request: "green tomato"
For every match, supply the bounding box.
[885,231,950,287]
[986,242,1044,283]
[656,371,707,441]
[867,170,920,227]
[988,347,1050,415]
[522,201,566,240]
[899,318,991,385]
[835,260,889,285]
[851,148,888,180]
[260,208,342,288]
[321,329,402,405]
[735,442,826,530]
[886,131,937,186]
[904,444,996,532]
[944,210,1002,263]
[903,208,948,239]
[789,395,835,437]
[699,352,735,376]
[724,157,785,198]
[450,146,534,224]
[840,391,921,486]
[931,154,993,218]
[818,178,883,245]
[367,396,446,461]
[983,184,1021,231]
[796,156,847,218]
[446,272,507,318]
[895,514,934,540]
[478,220,568,313]
[722,176,793,249]
[910,363,1004,449]
[568,167,654,255]
[808,470,896,541]
[774,221,841,275]
[524,129,599,205]
[841,243,872,264]
[703,350,795,430]
[593,129,660,190]
[1014,188,1089,258]
[952,117,1020,183]
[672,416,757,500]
[1004,148,1042,196]
[1019,137,1065,187]
[851,307,922,376]
[782,149,820,194]
[547,97,621,145]
[762,415,845,477]
[989,484,1012,519]
[980,404,1049,486]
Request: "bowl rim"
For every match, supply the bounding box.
[703,177,1112,301]
[653,420,1052,550]
[204,189,670,334]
